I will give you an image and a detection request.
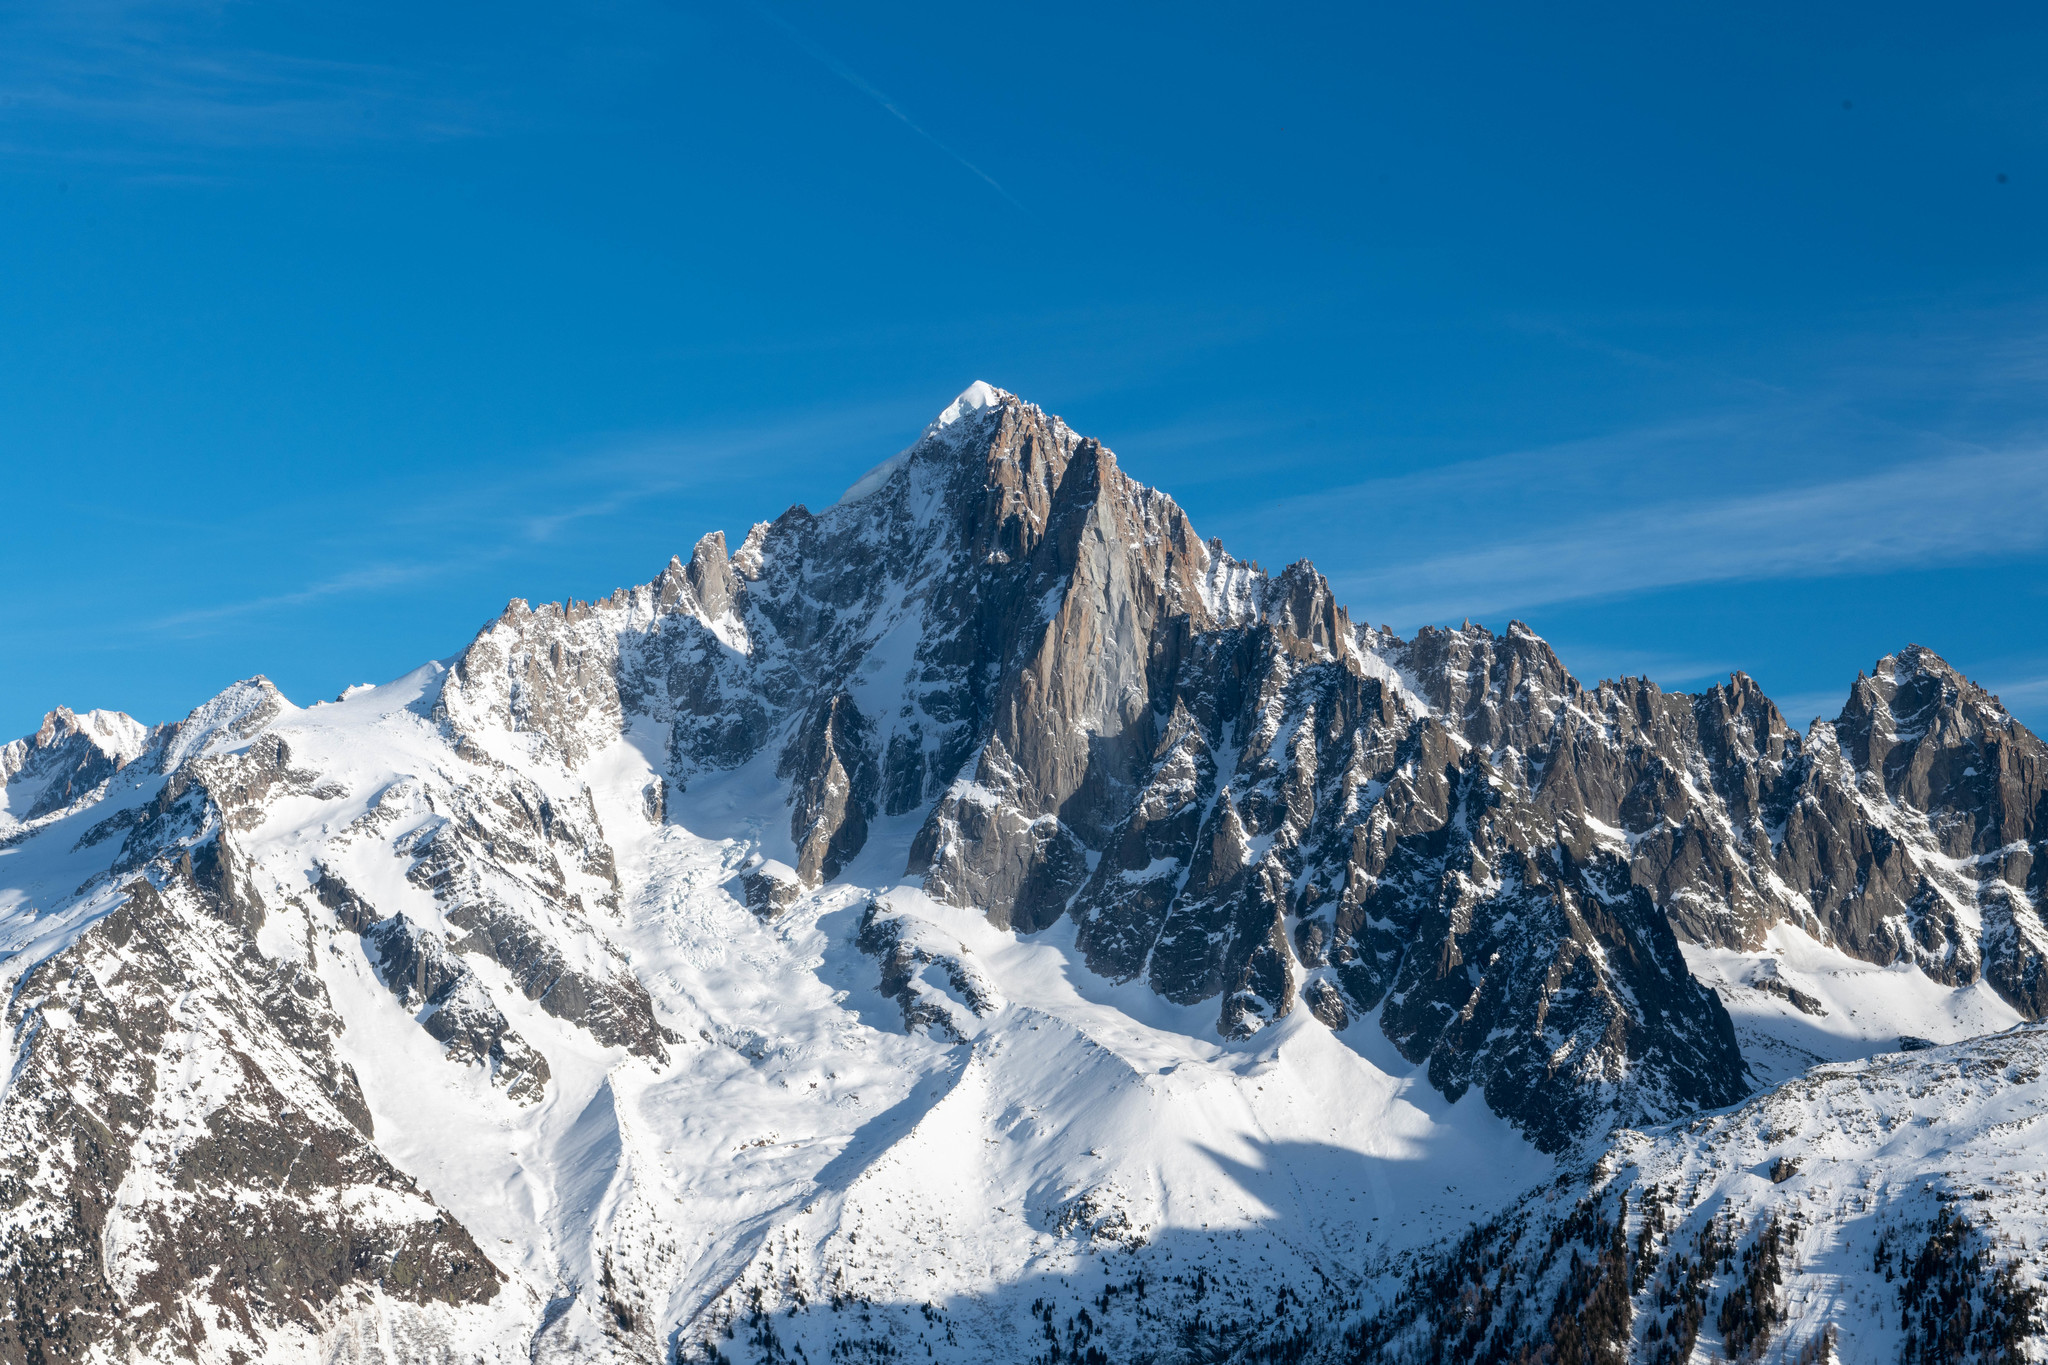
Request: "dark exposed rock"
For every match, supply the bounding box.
[365,914,551,1104]
[780,692,879,885]
[183,831,266,938]
[1377,843,1746,1153]
[1750,974,1827,1016]
[312,864,383,933]
[392,760,669,1063]
[1302,976,1351,1030]
[734,859,803,917]
[856,898,1003,1043]
[0,707,147,840]
[1069,698,1216,982]
[437,596,627,769]
[0,871,499,1364]
[107,768,208,875]
[906,432,1224,934]
[192,732,342,832]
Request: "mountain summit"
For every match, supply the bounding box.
[3,386,2045,1363]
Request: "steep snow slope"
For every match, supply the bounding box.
[1685,925,2025,1086]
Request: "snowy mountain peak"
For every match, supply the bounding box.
[1,704,153,836]
[3,385,2046,1363]
[929,378,1007,433]
[836,381,1022,506]
[159,674,292,771]
[833,451,910,506]
[28,704,149,762]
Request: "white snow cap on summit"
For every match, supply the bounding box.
[834,380,1011,506]
[929,379,1005,433]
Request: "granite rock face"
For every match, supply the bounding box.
[780,692,879,886]
[365,912,552,1104]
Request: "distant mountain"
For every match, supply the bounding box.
[2,383,2042,1363]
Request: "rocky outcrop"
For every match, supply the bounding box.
[0,706,150,837]
[1780,649,2048,984]
[366,914,551,1104]
[780,692,878,885]
[856,897,1004,1042]
[0,869,501,1364]
[910,436,1220,931]
[733,857,803,917]
[396,782,668,1063]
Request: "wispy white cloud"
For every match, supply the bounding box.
[132,395,927,636]
[1329,445,2048,625]
[1987,674,2048,711]
[377,395,922,536]
[146,560,460,634]
[1541,645,1741,690]
[0,0,487,165]
[1768,690,1853,726]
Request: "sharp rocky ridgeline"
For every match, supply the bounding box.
[3,382,2045,1363]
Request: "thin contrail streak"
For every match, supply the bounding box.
[746,2,1022,209]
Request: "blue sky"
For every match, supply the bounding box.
[4,0,2046,738]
